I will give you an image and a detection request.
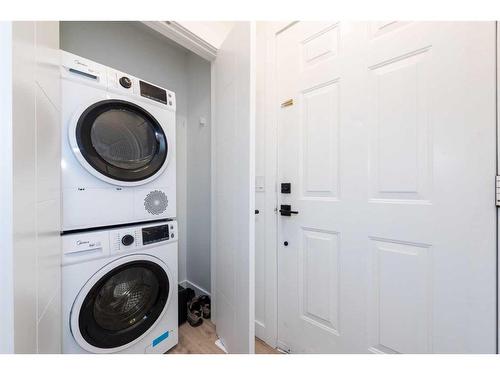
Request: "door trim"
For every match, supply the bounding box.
[210,60,217,325]
[0,21,14,353]
[496,20,499,354]
[253,21,297,349]
[253,22,283,347]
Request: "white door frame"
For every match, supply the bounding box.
[496,21,500,354]
[210,61,217,324]
[252,22,286,347]
[253,21,298,349]
[0,21,15,354]
[144,22,268,343]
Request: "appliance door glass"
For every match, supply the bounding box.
[76,99,168,182]
[78,260,170,349]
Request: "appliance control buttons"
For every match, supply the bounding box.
[121,234,134,246]
[119,76,132,89]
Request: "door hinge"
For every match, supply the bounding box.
[496,176,500,206]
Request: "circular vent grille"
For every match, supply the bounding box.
[144,190,168,215]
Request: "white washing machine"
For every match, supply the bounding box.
[62,221,178,354]
[61,51,176,231]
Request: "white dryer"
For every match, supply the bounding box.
[61,51,176,231]
[62,221,178,354]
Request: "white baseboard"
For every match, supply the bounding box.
[179,279,211,297]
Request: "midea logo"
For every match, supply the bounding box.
[74,60,87,67]
[77,240,89,245]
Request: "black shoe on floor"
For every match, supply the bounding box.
[198,295,211,319]
[187,298,203,327]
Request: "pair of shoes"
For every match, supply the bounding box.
[186,295,211,327]
[187,298,203,327]
[198,295,211,319]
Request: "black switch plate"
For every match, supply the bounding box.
[281,183,291,194]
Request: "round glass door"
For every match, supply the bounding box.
[75,99,168,183]
[77,260,170,349]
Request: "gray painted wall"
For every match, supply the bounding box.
[60,21,212,293]
[186,53,212,293]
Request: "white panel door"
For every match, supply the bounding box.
[277,21,496,353]
[213,22,256,354]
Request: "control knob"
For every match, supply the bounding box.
[121,234,134,246]
[119,76,132,89]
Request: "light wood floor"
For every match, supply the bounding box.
[167,320,280,354]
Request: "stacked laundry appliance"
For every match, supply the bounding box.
[60,51,178,354]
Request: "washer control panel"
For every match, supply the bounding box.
[62,221,178,264]
[110,221,177,253]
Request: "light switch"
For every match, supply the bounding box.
[256,176,265,192]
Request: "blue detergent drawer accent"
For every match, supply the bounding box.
[152,331,169,347]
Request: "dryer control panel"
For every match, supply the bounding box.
[60,51,176,111]
[106,68,176,110]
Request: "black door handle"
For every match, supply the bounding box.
[279,209,299,215]
[255,209,260,214]
[279,204,299,216]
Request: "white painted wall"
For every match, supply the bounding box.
[0,21,61,353]
[34,21,62,354]
[60,21,213,294]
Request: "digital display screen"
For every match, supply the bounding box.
[142,224,169,245]
[139,80,167,105]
